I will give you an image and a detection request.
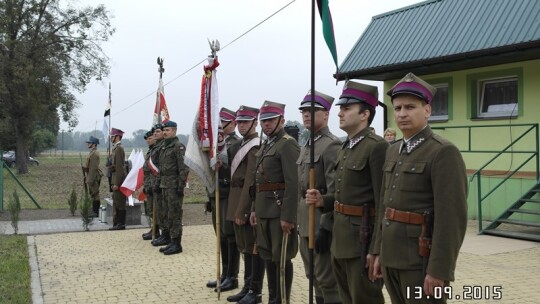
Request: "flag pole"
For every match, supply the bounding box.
[157,57,164,124]
[308,1,316,303]
[108,83,112,157]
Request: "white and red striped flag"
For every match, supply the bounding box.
[153,78,170,125]
[120,149,146,201]
[185,55,220,192]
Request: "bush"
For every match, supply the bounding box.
[68,186,78,216]
[79,192,94,231]
[7,190,21,234]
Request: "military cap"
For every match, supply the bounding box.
[299,90,335,111]
[152,123,163,132]
[163,120,177,128]
[259,100,285,121]
[386,72,437,104]
[220,107,237,122]
[236,105,259,121]
[110,128,124,137]
[336,80,379,107]
[144,130,153,139]
[85,136,99,145]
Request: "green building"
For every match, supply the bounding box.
[338,0,540,241]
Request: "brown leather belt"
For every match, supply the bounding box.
[334,201,375,217]
[256,183,286,192]
[384,207,424,225]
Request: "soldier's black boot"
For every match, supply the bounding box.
[237,290,262,304]
[152,231,170,247]
[315,297,324,304]
[237,253,265,304]
[109,207,119,230]
[218,238,240,292]
[109,210,126,230]
[218,277,238,292]
[284,260,293,304]
[265,261,278,304]
[207,237,229,288]
[92,200,100,217]
[163,237,182,255]
[142,226,159,240]
[227,253,252,301]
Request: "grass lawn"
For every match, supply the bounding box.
[2,154,207,210]
[0,235,31,304]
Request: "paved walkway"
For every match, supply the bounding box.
[2,219,539,303]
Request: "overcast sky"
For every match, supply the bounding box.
[66,0,422,139]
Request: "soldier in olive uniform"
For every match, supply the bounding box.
[83,136,102,217]
[108,128,128,230]
[252,101,299,304]
[151,124,170,247]
[157,120,189,255]
[206,107,241,291]
[308,81,388,304]
[142,130,157,240]
[226,106,265,304]
[371,73,467,304]
[298,91,341,304]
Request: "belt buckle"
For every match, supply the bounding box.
[334,201,341,213]
[385,207,395,220]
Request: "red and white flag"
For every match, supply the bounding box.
[120,150,145,200]
[153,78,170,125]
[185,56,220,192]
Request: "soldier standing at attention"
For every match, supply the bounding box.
[252,101,299,304]
[157,120,189,255]
[83,136,102,217]
[308,81,388,304]
[108,128,127,230]
[371,73,467,304]
[298,91,342,304]
[206,107,241,291]
[226,106,264,304]
[150,124,171,247]
[142,130,157,240]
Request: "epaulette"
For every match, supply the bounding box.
[283,134,294,140]
[432,133,451,145]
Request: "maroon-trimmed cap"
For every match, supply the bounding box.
[110,128,124,137]
[219,107,237,122]
[259,101,285,120]
[299,90,334,111]
[386,72,437,104]
[336,81,379,107]
[236,105,259,121]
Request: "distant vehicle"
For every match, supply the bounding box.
[1,151,39,167]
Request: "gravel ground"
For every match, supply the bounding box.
[0,202,212,226]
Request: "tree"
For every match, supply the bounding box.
[0,0,114,173]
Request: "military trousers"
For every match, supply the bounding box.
[234,221,257,254]
[383,266,447,304]
[87,179,100,201]
[112,189,126,210]
[299,236,340,303]
[162,187,184,239]
[255,217,298,263]
[331,255,384,304]
[210,197,234,239]
[156,191,168,233]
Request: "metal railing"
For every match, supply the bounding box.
[431,124,539,231]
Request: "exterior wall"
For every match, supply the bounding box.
[383,59,540,220]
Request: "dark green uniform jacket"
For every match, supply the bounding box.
[159,137,188,189]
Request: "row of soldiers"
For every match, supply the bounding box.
[199,72,467,304]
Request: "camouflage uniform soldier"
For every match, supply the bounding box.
[206,108,241,291]
[83,136,102,217]
[372,73,467,304]
[150,124,170,247]
[253,101,299,304]
[108,128,128,230]
[226,106,265,304]
[142,130,157,240]
[157,120,189,255]
[298,91,341,304]
[319,81,388,304]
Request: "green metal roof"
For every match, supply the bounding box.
[338,0,540,81]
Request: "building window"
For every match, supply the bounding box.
[478,77,518,117]
[429,83,449,121]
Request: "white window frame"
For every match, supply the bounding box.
[477,76,518,118]
[429,83,449,121]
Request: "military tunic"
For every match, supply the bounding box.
[110,142,127,211]
[227,132,259,253]
[330,127,388,304]
[375,126,467,304]
[85,147,101,201]
[296,126,341,303]
[158,136,188,239]
[142,144,155,219]
[254,128,299,262]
